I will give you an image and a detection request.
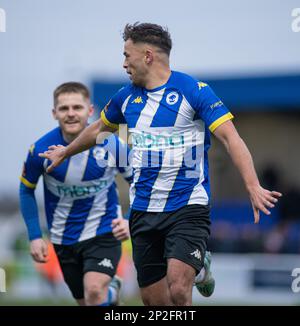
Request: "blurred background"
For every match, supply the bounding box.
[0,0,300,305]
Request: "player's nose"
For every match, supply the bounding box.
[67,108,76,116]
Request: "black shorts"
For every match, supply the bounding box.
[129,204,211,288]
[54,233,121,299]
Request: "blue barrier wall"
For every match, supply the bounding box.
[92,74,300,112]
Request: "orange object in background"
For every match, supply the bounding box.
[116,239,133,278]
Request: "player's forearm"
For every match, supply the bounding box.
[224,135,260,191]
[64,120,100,158]
[65,119,114,158]
[19,183,43,241]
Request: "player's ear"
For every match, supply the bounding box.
[88,104,95,117]
[145,49,153,64]
[52,108,58,120]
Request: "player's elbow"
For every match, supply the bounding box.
[221,133,244,154]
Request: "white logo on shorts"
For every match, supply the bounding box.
[98,258,114,269]
[190,249,202,260]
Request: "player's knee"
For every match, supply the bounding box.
[141,292,169,306]
[84,283,106,305]
[141,293,152,306]
[169,282,189,306]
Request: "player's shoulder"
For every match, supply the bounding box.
[171,71,199,87]
[171,71,210,101]
[32,127,63,154]
[171,71,209,94]
[112,83,135,102]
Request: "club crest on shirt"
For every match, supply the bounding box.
[166,92,179,105]
[93,147,107,162]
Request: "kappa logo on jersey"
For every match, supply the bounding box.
[198,82,208,90]
[190,249,202,260]
[166,91,179,105]
[98,258,114,269]
[132,96,143,104]
[29,144,35,156]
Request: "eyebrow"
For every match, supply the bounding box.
[57,104,84,109]
[57,105,68,110]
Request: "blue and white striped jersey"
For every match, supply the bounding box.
[20,127,132,245]
[101,71,233,212]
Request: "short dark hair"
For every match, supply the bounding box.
[123,22,172,56]
[53,82,90,107]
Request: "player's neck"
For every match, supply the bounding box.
[144,67,171,90]
[61,130,81,144]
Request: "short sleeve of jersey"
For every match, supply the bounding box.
[100,86,130,130]
[192,82,234,132]
[20,144,44,189]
